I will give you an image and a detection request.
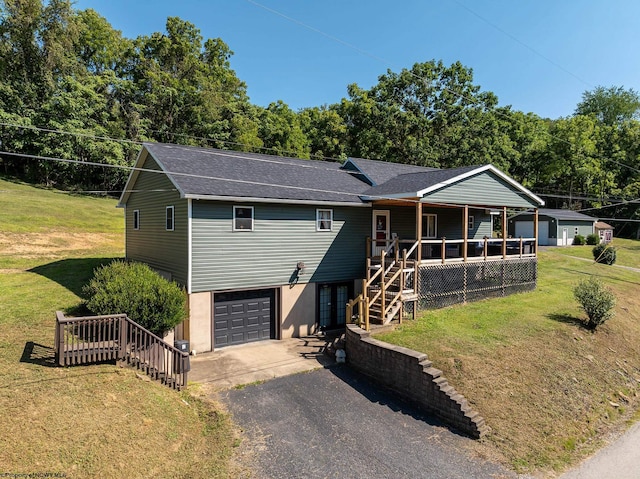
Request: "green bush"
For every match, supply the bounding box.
[573,235,586,245]
[83,260,186,337]
[573,277,616,330]
[592,244,617,265]
[586,233,600,245]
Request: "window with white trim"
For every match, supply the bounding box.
[133,210,140,230]
[422,214,437,238]
[233,206,254,231]
[166,206,174,231]
[468,215,474,231]
[316,209,333,231]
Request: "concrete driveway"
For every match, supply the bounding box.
[189,336,335,390]
[221,366,526,479]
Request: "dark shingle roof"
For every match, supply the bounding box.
[362,165,480,197]
[345,157,438,186]
[144,143,370,204]
[538,209,596,222]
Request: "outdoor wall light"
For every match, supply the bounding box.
[296,261,306,274]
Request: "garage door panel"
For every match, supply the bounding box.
[214,289,275,348]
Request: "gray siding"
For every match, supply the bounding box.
[191,201,371,292]
[381,206,491,241]
[558,220,595,239]
[508,215,594,240]
[425,171,539,208]
[125,154,189,285]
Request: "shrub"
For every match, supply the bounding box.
[573,277,616,330]
[586,233,600,245]
[573,235,586,245]
[83,260,186,337]
[592,244,617,265]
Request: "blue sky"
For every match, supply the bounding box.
[74,0,640,119]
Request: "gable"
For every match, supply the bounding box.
[423,169,542,208]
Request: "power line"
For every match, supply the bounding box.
[450,0,593,89]
[245,0,640,176]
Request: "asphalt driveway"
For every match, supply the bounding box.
[221,365,525,479]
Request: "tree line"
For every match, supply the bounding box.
[0,1,638,234]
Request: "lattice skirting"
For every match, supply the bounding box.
[415,258,538,311]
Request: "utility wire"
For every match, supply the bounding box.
[244,0,640,176]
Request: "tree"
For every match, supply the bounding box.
[258,100,310,158]
[575,86,640,126]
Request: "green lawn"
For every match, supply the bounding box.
[378,247,640,474]
[0,177,237,478]
[550,237,640,269]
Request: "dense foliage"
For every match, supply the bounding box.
[573,277,616,330]
[0,1,638,234]
[592,244,617,265]
[586,233,600,245]
[83,260,186,336]
[573,235,586,245]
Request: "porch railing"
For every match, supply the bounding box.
[54,311,189,390]
[367,236,536,264]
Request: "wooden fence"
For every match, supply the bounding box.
[54,311,190,390]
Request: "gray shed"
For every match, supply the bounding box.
[508,208,596,246]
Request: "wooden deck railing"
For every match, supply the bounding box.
[54,311,189,390]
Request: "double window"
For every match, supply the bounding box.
[233,206,254,231]
[316,209,333,231]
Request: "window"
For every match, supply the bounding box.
[233,206,254,231]
[422,214,437,238]
[166,206,174,231]
[316,209,333,231]
[133,210,140,230]
[574,227,579,236]
[468,215,474,231]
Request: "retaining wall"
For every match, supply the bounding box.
[345,324,489,438]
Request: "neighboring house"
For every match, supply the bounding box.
[595,221,614,244]
[118,143,544,353]
[508,208,597,246]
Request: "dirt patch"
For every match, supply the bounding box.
[0,231,121,257]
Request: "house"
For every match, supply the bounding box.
[508,208,597,246]
[118,143,544,353]
[595,221,614,244]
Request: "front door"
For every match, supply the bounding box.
[318,282,351,330]
[372,210,390,256]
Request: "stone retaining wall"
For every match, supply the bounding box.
[345,324,488,438]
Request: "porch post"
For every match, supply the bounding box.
[416,202,422,264]
[463,205,469,262]
[502,206,507,259]
[533,209,539,256]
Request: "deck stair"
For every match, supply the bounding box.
[54,311,190,390]
[347,241,419,331]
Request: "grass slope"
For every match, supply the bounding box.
[378,247,640,475]
[0,177,237,478]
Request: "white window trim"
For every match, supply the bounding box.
[316,208,333,232]
[233,205,254,231]
[422,213,437,239]
[133,209,140,230]
[468,215,474,231]
[166,206,174,231]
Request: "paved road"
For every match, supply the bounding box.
[221,366,524,479]
[559,421,640,479]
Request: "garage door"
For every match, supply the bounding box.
[515,220,549,246]
[214,289,275,348]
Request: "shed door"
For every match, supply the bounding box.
[517,220,549,245]
[213,289,275,348]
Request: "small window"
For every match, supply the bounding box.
[233,206,254,231]
[574,227,579,236]
[316,209,333,231]
[133,210,140,230]
[468,215,474,231]
[166,206,174,231]
[422,214,437,238]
